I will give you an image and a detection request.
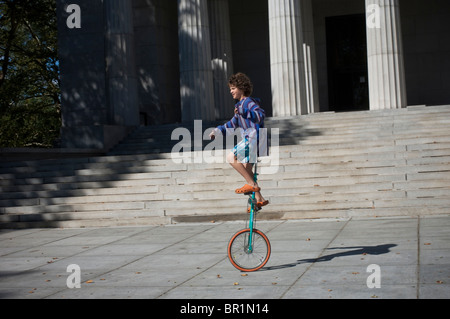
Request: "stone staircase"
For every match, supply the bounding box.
[1,105,449,228]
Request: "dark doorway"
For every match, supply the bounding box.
[326,14,369,112]
[229,0,272,116]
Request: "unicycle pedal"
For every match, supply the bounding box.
[247,196,261,214]
[247,206,262,214]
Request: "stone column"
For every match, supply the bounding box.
[178,0,216,122]
[301,0,320,114]
[105,0,139,126]
[366,0,407,110]
[58,0,107,149]
[269,0,307,117]
[209,0,234,120]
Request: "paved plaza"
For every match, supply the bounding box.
[0,215,449,300]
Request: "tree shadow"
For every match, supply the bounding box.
[263,244,397,271]
[1,0,326,228]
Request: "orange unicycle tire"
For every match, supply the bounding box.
[227,228,271,272]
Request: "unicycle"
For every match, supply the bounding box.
[227,163,271,272]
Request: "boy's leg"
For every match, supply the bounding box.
[243,163,266,203]
[227,152,257,187]
[228,140,267,204]
[243,163,255,183]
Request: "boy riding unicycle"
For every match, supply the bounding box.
[209,72,269,209]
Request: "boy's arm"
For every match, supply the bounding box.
[210,114,239,138]
[237,99,265,124]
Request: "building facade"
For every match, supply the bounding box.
[57,0,450,149]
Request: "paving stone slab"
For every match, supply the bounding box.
[0,216,449,300]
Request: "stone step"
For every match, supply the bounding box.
[5,193,448,227]
[2,160,447,199]
[1,157,448,199]
[0,147,448,193]
[1,166,448,214]
[1,140,449,183]
[2,173,446,211]
[109,105,450,155]
[1,105,449,228]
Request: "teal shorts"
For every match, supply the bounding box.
[233,138,257,164]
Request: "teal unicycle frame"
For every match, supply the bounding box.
[247,164,259,252]
[227,162,271,272]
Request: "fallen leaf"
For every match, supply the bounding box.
[85,280,94,284]
[233,282,239,286]
[241,274,248,277]
[424,243,432,246]
[437,280,444,284]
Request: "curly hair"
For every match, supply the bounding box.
[228,72,253,97]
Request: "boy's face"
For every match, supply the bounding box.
[229,86,245,101]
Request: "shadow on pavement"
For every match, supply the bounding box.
[263,244,397,271]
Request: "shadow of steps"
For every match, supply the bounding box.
[1,105,449,228]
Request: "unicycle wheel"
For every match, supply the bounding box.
[227,229,271,272]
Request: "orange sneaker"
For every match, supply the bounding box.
[247,200,270,213]
[235,184,261,194]
[257,200,270,208]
